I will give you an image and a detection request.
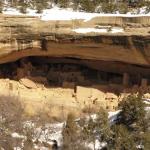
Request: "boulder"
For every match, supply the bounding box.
[19,78,37,89]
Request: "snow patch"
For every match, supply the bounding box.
[108,110,121,123]
[14,147,22,150]
[35,123,64,147]
[144,101,150,105]
[2,6,150,22]
[73,27,124,34]
[145,107,150,111]
[111,27,124,33]
[88,140,107,150]
[3,7,22,15]
[73,28,108,33]
[11,132,25,139]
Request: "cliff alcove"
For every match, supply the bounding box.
[0,56,150,118]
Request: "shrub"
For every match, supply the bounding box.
[101,2,117,13]
[118,2,128,14]
[58,0,69,8]
[111,125,136,150]
[62,113,85,150]
[80,0,96,12]
[119,94,147,131]
[0,96,24,149]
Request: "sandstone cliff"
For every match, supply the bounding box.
[0,14,149,117]
[0,15,149,65]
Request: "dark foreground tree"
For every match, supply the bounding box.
[30,0,49,13]
[0,96,24,149]
[62,113,87,150]
[111,125,136,150]
[118,94,149,149]
[0,1,3,13]
[80,0,96,12]
[142,131,150,150]
[58,0,69,8]
[79,107,112,150]
[119,94,147,130]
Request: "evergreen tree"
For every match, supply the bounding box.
[80,108,112,150]
[146,1,150,14]
[18,0,28,14]
[58,0,69,8]
[101,1,117,13]
[80,0,96,12]
[119,94,147,131]
[142,132,150,150]
[7,0,18,7]
[81,117,97,149]
[62,113,85,150]
[95,108,112,144]
[30,0,49,13]
[0,1,3,13]
[72,0,80,10]
[118,94,148,148]
[111,125,136,150]
[117,2,128,14]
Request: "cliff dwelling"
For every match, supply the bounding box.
[0,1,150,149]
[0,14,149,118]
[0,54,150,116]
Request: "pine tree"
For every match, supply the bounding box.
[7,0,18,7]
[96,108,112,144]
[58,0,69,8]
[17,0,29,13]
[117,2,128,14]
[62,113,85,150]
[81,117,97,149]
[111,125,136,150]
[118,94,148,148]
[119,94,147,131]
[146,1,150,14]
[101,1,117,13]
[0,1,3,13]
[80,0,96,12]
[30,0,49,13]
[80,108,111,150]
[142,132,150,150]
[72,0,80,10]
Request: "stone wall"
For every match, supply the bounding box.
[76,85,119,111]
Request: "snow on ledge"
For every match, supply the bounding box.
[73,27,124,34]
[73,28,108,33]
[111,27,124,33]
[2,6,150,22]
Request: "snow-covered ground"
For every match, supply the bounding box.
[108,110,121,123]
[10,110,121,150]
[2,6,150,22]
[11,108,150,150]
[35,110,121,150]
[143,98,150,105]
[35,123,64,147]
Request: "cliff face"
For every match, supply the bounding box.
[0,15,149,116]
[0,15,150,74]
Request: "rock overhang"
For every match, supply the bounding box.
[0,15,150,69]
